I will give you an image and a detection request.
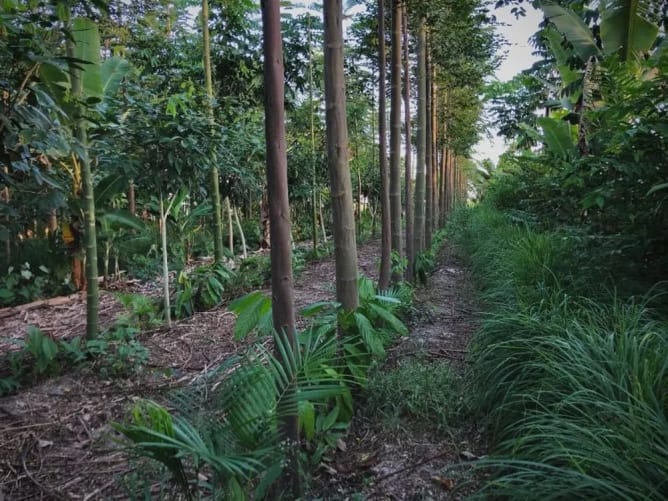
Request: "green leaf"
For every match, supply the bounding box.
[600,1,659,61]
[72,18,102,101]
[98,210,145,231]
[301,300,339,317]
[646,182,668,196]
[544,27,582,87]
[38,63,70,107]
[536,116,576,160]
[320,404,339,431]
[540,2,599,62]
[229,291,273,340]
[94,174,127,205]
[100,57,130,99]
[299,400,316,440]
[368,303,408,335]
[353,312,384,356]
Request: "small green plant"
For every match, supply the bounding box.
[117,293,163,329]
[173,263,235,319]
[364,358,462,432]
[390,250,408,278]
[24,325,60,376]
[87,325,149,376]
[0,263,72,306]
[235,254,272,292]
[413,250,435,285]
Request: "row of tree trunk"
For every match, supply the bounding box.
[377,1,468,287]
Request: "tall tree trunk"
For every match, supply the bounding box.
[432,87,438,229]
[1,169,10,262]
[377,0,391,291]
[402,3,414,282]
[66,24,98,340]
[413,15,427,260]
[202,0,225,264]
[425,48,433,249]
[308,14,318,252]
[439,144,446,224]
[324,0,359,311]
[261,0,300,496]
[389,0,402,283]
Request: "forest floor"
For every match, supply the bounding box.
[0,238,482,500]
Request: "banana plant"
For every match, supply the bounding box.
[540,1,660,155]
[38,15,130,339]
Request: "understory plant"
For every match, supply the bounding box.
[450,204,668,500]
[113,276,410,498]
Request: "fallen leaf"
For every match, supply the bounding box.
[320,463,338,475]
[431,476,455,490]
[460,450,478,461]
[38,439,53,448]
[336,439,347,451]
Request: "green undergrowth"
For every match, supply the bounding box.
[113,276,412,499]
[363,357,464,433]
[448,203,668,499]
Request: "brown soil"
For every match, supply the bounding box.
[0,238,483,500]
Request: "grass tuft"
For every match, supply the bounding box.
[449,203,668,500]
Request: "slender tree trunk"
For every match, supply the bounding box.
[1,169,10,262]
[377,0,391,291]
[402,3,414,282]
[324,0,359,310]
[160,194,173,327]
[261,0,300,496]
[319,192,327,244]
[439,144,446,224]
[389,0,402,283]
[127,179,136,215]
[66,25,98,340]
[202,0,225,264]
[425,48,433,249]
[431,75,439,230]
[308,15,318,252]
[234,206,247,259]
[225,196,234,254]
[413,15,427,260]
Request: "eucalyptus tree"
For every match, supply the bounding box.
[402,1,414,281]
[389,0,403,282]
[261,0,300,494]
[377,0,391,290]
[324,0,359,310]
[413,14,427,256]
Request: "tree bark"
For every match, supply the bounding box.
[425,47,433,249]
[66,23,98,340]
[261,0,300,496]
[402,3,414,282]
[431,72,439,231]
[378,0,391,291]
[389,0,403,283]
[202,0,225,264]
[324,0,359,310]
[127,179,136,215]
[413,15,427,260]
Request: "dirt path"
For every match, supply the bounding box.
[0,239,480,500]
[312,243,482,500]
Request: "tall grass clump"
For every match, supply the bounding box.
[448,203,668,500]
